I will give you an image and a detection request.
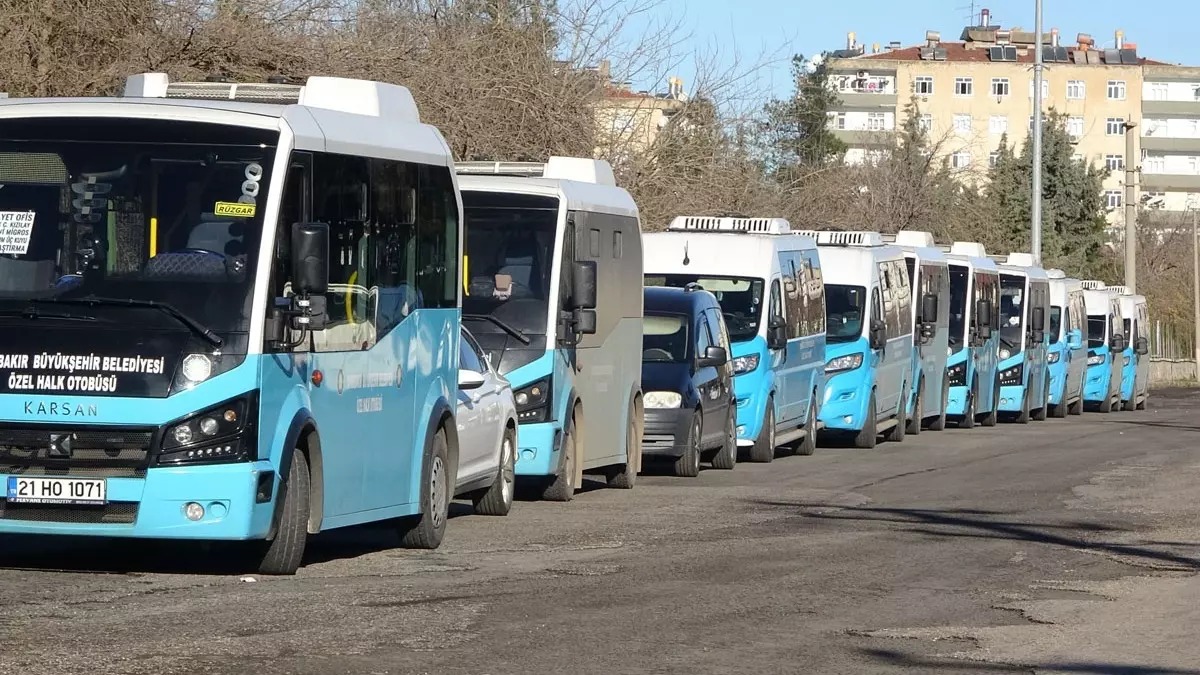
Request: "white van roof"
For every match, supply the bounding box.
[798,230,885,247]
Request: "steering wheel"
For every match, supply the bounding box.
[642,348,674,362]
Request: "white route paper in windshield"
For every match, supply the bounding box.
[0,211,35,255]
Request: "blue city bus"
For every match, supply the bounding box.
[644,217,826,461]
[996,256,1051,423]
[1045,270,1087,417]
[456,157,644,501]
[802,230,913,449]
[1081,281,1126,412]
[943,242,1001,428]
[888,230,951,434]
[0,74,466,574]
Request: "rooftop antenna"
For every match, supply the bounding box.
[957,1,979,25]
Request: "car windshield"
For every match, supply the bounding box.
[948,265,969,351]
[642,313,688,363]
[1088,315,1107,348]
[999,274,1025,352]
[461,191,558,336]
[644,274,762,342]
[1049,306,1062,343]
[0,117,276,335]
[825,284,866,343]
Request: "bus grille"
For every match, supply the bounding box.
[0,501,138,524]
[0,426,155,479]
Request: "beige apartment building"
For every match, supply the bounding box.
[825,14,1200,224]
[588,60,688,159]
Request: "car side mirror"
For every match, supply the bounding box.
[976,299,993,327]
[1031,306,1046,332]
[920,293,938,325]
[571,261,597,310]
[573,308,597,336]
[697,345,728,368]
[767,315,787,350]
[869,320,887,350]
[1135,336,1149,355]
[291,222,329,296]
[458,369,486,390]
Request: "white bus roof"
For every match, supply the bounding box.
[456,156,637,218]
[0,73,455,167]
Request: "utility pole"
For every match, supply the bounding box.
[1193,209,1199,382]
[1123,121,1138,292]
[1031,0,1044,265]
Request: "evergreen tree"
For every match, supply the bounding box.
[759,54,847,183]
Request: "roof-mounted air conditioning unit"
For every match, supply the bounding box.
[950,241,989,257]
[667,216,792,235]
[895,230,937,247]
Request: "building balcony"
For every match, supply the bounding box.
[835,92,898,109]
[1141,136,1200,153]
[1142,173,1200,191]
[1142,100,1200,117]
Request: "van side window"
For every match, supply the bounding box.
[871,286,883,337]
[770,279,783,327]
[695,312,714,357]
[778,251,804,339]
[805,250,826,335]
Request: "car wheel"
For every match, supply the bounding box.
[711,407,738,469]
[606,400,640,489]
[905,381,922,435]
[796,394,818,456]
[674,411,702,478]
[958,383,976,429]
[929,378,949,431]
[885,385,906,443]
[473,426,516,516]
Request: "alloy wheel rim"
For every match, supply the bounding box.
[500,437,514,504]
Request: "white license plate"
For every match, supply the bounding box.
[6,476,107,505]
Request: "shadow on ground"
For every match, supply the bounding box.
[863,647,1200,674]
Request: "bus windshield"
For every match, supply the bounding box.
[644,274,763,342]
[1088,315,1107,348]
[825,284,866,343]
[0,117,276,335]
[948,265,969,352]
[999,274,1025,353]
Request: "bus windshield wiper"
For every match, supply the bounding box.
[34,296,223,348]
[462,313,531,345]
[0,306,100,322]
[999,335,1018,350]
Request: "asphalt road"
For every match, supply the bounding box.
[4,389,1200,675]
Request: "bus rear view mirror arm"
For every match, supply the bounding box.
[571,261,598,310]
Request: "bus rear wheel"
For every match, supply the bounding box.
[255,447,310,576]
[399,427,450,549]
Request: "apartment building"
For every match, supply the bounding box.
[587,60,688,158]
[824,12,1198,220]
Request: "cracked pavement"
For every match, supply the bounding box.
[3,388,1200,674]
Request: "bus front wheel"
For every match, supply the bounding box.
[398,427,450,548]
[606,399,641,489]
[255,447,310,576]
[542,409,578,501]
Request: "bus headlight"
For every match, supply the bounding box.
[999,365,1023,386]
[825,353,864,374]
[732,354,760,374]
[514,378,551,423]
[947,362,967,387]
[158,393,256,465]
[999,348,1011,360]
[1088,354,1104,365]
[1047,351,1060,364]
[644,391,683,409]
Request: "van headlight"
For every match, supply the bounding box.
[645,391,683,408]
[1047,351,1060,364]
[1087,354,1104,365]
[825,353,864,374]
[732,354,760,374]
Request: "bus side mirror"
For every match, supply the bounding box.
[976,299,993,327]
[920,293,938,325]
[1111,333,1126,352]
[291,222,329,296]
[1135,336,1149,355]
[977,324,992,340]
[573,308,597,336]
[571,261,598,310]
[869,320,887,350]
[1031,306,1046,332]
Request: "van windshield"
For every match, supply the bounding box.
[1049,306,1062,343]
[642,313,689,363]
[644,274,762,342]
[825,284,866,343]
[999,274,1025,353]
[1087,315,1107,348]
[948,265,969,352]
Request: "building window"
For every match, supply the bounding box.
[991,78,1010,97]
[1028,79,1049,99]
[1148,82,1168,101]
[1071,153,1085,164]
[830,112,846,130]
[1145,118,1166,136]
[914,76,934,95]
[1106,117,1126,135]
[1105,190,1122,209]
[1066,80,1086,99]
[1105,154,1124,171]
[955,77,973,96]
[989,115,1008,134]
[918,113,933,132]
[1190,156,1200,174]
[1107,80,1127,100]
[1066,116,1084,139]
[1144,154,1165,173]
[953,114,972,133]
[951,151,971,169]
[866,112,887,131]
[989,151,1000,167]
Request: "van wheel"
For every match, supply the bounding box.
[1122,397,1136,411]
[473,427,515,516]
[854,392,878,449]
[711,407,738,469]
[1069,397,1084,415]
[1050,399,1067,418]
[1136,396,1147,411]
[981,380,999,427]
[958,384,976,429]
[255,447,310,576]
[398,427,450,549]
[542,409,578,501]
[748,398,776,463]
[606,402,640,489]
[905,381,922,435]
[674,411,702,478]
[796,395,818,456]
[886,386,906,443]
[928,378,949,431]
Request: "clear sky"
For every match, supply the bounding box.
[630,0,1198,103]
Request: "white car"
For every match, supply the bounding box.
[454,327,518,516]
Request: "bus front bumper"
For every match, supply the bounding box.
[513,421,561,477]
[998,385,1027,412]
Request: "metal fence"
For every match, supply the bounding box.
[1149,320,1197,384]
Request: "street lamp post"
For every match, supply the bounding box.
[1124,120,1138,292]
[1031,0,1044,265]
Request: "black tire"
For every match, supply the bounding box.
[1097,397,1112,413]
[885,386,906,443]
[1069,396,1084,415]
[1050,399,1067,418]
[795,394,818,456]
[473,426,515,516]
[1032,383,1049,421]
[1014,386,1031,424]
[542,409,577,501]
[905,381,922,435]
[929,378,949,431]
[606,402,640,489]
[711,407,738,469]
[674,411,702,478]
[399,427,450,549]
[1121,396,1136,411]
[958,383,977,429]
[1136,396,1147,411]
[748,398,776,463]
[256,447,310,576]
[854,392,878,449]
[981,381,999,427]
